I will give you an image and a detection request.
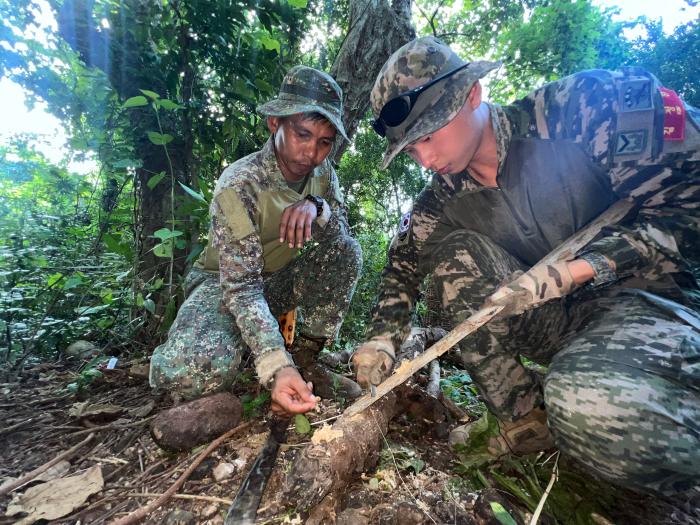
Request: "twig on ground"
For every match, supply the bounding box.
[109,421,252,525]
[529,451,559,525]
[0,417,34,437]
[126,492,232,505]
[68,415,155,437]
[0,433,95,496]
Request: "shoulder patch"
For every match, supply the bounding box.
[619,79,653,112]
[614,130,647,156]
[660,87,686,141]
[215,189,255,240]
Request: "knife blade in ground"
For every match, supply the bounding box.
[225,416,289,525]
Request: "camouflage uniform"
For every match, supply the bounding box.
[369,37,700,495]
[150,66,361,399]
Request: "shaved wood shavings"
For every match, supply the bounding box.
[310,424,344,445]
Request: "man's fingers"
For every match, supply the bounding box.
[295,223,304,248]
[279,207,291,243]
[304,214,313,242]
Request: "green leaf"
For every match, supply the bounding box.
[147,171,167,189]
[490,502,517,525]
[178,181,208,204]
[294,414,311,434]
[153,241,173,258]
[232,79,254,100]
[287,0,307,8]
[47,272,64,288]
[103,234,132,259]
[113,158,143,169]
[140,89,160,100]
[153,228,183,241]
[135,292,145,307]
[123,96,148,108]
[157,99,182,110]
[143,298,156,314]
[260,34,280,54]
[254,78,274,94]
[63,274,84,290]
[147,131,174,145]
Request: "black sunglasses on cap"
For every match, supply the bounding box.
[371,62,471,137]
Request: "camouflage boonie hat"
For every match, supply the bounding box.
[257,65,349,142]
[371,37,500,168]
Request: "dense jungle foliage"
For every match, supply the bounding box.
[1,0,699,374]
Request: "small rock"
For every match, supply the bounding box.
[395,502,428,525]
[163,509,195,525]
[189,457,217,481]
[201,504,219,518]
[336,508,370,525]
[212,461,235,482]
[65,340,100,359]
[150,392,243,452]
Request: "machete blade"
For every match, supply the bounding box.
[225,416,289,525]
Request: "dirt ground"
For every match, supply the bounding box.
[1,357,698,525]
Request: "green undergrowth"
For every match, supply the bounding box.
[455,450,621,524]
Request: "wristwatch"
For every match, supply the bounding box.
[304,194,324,217]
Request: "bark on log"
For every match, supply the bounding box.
[282,393,399,509]
[331,0,416,161]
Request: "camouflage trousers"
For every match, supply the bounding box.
[150,232,361,399]
[431,229,700,495]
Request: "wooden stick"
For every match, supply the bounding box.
[344,199,634,418]
[109,421,252,525]
[0,433,95,496]
[126,492,232,505]
[67,415,156,437]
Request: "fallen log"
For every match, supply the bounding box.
[282,393,399,509]
[281,330,452,510]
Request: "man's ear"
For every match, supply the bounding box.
[468,81,483,109]
[267,116,280,135]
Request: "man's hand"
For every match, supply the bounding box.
[279,200,318,249]
[352,340,395,389]
[270,366,319,416]
[484,261,577,318]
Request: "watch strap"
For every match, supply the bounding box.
[304,194,323,217]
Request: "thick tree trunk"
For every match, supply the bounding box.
[331,0,415,160]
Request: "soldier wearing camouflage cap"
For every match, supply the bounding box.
[151,65,363,417]
[353,36,700,497]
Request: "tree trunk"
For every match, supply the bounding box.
[331,0,416,160]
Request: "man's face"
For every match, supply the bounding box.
[267,114,337,181]
[402,82,483,175]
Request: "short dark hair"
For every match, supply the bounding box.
[292,111,329,123]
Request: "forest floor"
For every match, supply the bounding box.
[1,356,698,525]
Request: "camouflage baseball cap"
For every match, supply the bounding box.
[371,37,500,168]
[257,65,349,142]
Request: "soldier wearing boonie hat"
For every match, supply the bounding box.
[150,65,363,422]
[353,36,700,497]
[369,37,500,169]
[257,65,349,143]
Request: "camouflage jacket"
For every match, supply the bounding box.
[369,68,700,352]
[199,137,350,385]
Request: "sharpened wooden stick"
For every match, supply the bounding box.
[344,199,634,418]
